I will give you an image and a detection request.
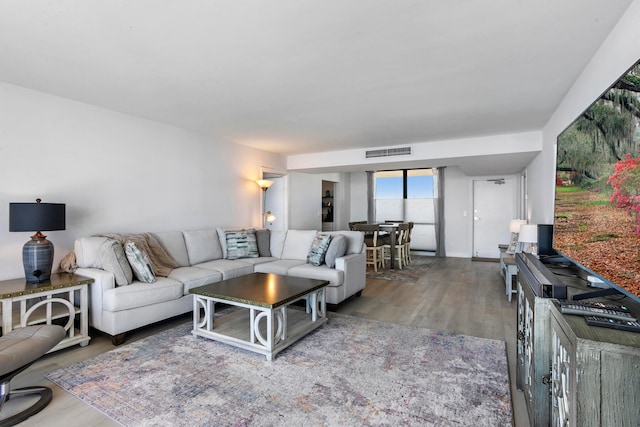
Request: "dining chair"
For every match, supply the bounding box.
[404,222,414,265]
[353,224,385,272]
[348,220,368,231]
[383,223,409,269]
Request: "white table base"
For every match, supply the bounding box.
[192,288,327,361]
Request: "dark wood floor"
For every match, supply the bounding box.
[11,257,528,426]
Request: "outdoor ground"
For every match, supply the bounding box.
[554,187,640,298]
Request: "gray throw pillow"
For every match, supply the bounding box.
[324,234,348,268]
[124,241,156,283]
[99,239,133,286]
[307,233,332,266]
[256,229,271,257]
[226,229,259,260]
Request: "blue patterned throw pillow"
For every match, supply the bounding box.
[124,241,156,283]
[225,229,259,260]
[307,233,332,266]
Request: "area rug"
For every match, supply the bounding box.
[47,313,513,426]
[366,255,439,282]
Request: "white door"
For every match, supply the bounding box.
[473,178,518,258]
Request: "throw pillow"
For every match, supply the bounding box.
[324,234,348,268]
[225,229,259,260]
[124,241,156,283]
[256,229,272,257]
[100,239,133,286]
[307,233,332,266]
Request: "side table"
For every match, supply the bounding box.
[0,272,93,353]
[501,252,518,301]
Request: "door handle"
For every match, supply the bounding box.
[474,217,481,220]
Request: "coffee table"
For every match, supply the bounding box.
[189,273,328,360]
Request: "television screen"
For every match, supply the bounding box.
[554,60,640,302]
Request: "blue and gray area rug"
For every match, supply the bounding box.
[366,255,439,282]
[47,313,512,426]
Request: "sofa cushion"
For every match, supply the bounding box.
[195,259,254,280]
[152,231,190,267]
[167,267,222,294]
[256,229,271,257]
[99,239,133,286]
[327,231,364,255]
[288,264,344,286]
[269,230,287,258]
[281,230,318,261]
[236,256,278,266]
[124,241,156,283]
[183,230,223,265]
[307,233,332,266]
[254,259,306,275]
[75,236,110,268]
[102,277,183,311]
[324,234,348,268]
[225,229,259,260]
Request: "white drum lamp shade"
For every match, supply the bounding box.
[518,224,538,255]
[509,219,527,233]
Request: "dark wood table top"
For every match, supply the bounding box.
[0,273,94,299]
[189,273,329,309]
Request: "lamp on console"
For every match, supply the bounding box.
[507,219,527,253]
[256,180,276,227]
[9,199,66,283]
[518,224,538,256]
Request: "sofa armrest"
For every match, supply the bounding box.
[76,267,116,332]
[335,252,366,298]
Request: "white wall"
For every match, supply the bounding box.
[529,0,640,224]
[288,171,322,229]
[0,82,285,280]
[349,172,368,222]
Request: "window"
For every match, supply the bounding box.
[375,170,403,199]
[374,168,438,251]
[407,169,434,199]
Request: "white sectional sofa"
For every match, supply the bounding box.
[73,229,365,344]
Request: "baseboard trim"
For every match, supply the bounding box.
[472,257,499,262]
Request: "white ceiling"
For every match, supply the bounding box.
[0,1,633,163]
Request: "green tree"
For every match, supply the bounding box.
[558,63,640,184]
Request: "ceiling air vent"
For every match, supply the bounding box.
[365,146,412,159]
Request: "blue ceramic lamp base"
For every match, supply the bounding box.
[22,232,54,283]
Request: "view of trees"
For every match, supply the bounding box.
[557,63,640,187]
[554,61,640,297]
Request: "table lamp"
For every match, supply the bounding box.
[518,224,538,256]
[9,199,66,283]
[507,219,527,253]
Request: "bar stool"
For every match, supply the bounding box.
[354,224,385,272]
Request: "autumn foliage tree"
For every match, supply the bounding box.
[607,150,640,235]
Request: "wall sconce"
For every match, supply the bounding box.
[265,211,276,224]
[256,180,275,227]
[256,179,273,191]
[9,198,66,283]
